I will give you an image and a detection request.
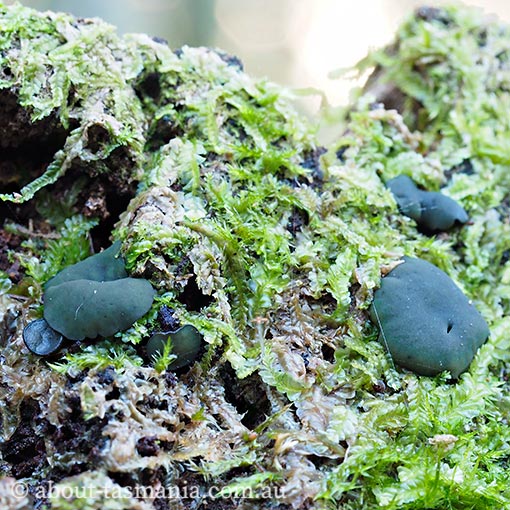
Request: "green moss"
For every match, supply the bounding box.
[17,215,98,289]
[2,3,510,509]
[0,2,146,203]
[48,341,143,374]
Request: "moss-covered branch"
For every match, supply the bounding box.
[1,3,510,510]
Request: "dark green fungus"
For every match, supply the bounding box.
[45,241,127,290]
[22,318,64,355]
[44,278,155,341]
[387,175,468,233]
[370,257,489,378]
[39,241,156,344]
[146,325,203,370]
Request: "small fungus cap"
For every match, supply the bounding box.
[370,257,489,378]
[387,175,422,221]
[22,318,63,355]
[387,175,468,233]
[146,325,203,370]
[44,241,127,290]
[42,242,155,341]
[419,192,469,231]
[44,278,156,341]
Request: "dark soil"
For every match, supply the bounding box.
[0,89,70,194]
[0,399,48,478]
[0,228,22,282]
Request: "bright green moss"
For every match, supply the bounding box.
[14,215,98,294]
[0,2,147,204]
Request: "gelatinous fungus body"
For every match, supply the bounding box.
[44,241,127,290]
[22,318,63,355]
[44,278,155,341]
[146,325,203,370]
[370,257,489,377]
[387,175,468,233]
[43,242,155,341]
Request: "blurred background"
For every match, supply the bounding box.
[6,0,510,114]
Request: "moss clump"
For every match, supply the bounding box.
[371,257,489,377]
[2,3,510,510]
[0,3,146,204]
